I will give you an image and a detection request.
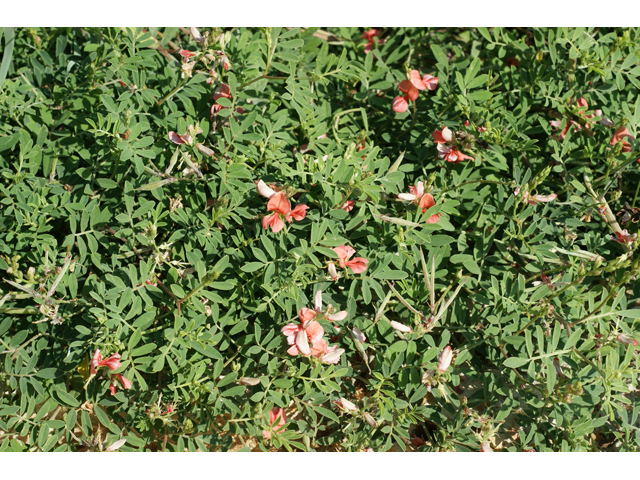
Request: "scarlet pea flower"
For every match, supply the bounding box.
[421,74,439,91]
[262,407,286,440]
[610,126,635,153]
[464,120,469,127]
[433,127,453,144]
[399,80,419,101]
[437,345,453,373]
[362,29,382,53]
[398,181,441,223]
[437,144,475,164]
[168,125,203,146]
[327,262,339,280]
[336,397,358,412]
[478,126,487,133]
[333,245,369,274]
[109,373,132,395]
[91,349,122,375]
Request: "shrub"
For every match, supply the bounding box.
[0,27,639,452]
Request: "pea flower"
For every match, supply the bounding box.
[262,407,286,440]
[437,346,453,373]
[398,181,441,223]
[339,200,355,212]
[179,49,196,60]
[211,84,232,114]
[362,29,382,53]
[335,397,358,412]
[109,373,132,395]
[190,27,204,44]
[281,309,325,357]
[610,126,635,153]
[256,179,277,198]
[333,245,369,274]
[168,125,214,157]
[433,127,474,163]
[91,349,122,374]
[550,97,599,140]
[262,191,309,233]
[351,327,366,343]
[327,262,339,281]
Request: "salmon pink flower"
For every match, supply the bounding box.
[528,193,557,204]
[286,203,309,223]
[333,245,369,274]
[398,182,441,223]
[478,126,487,133]
[91,349,122,375]
[392,96,409,113]
[437,144,474,164]
[437,346,453,373]
[336,397,358,412]
[262,192,308,233]
[433,127,453,144]
[321,346,345,364]
[109,373,132,395]
[282,308,324,357]
[262,407,286,440]
[352,327,366,343]
[362,29,382,53]
[399,80,419,102]
[410,70,426,91]
[421,74,439,91]
[340,200,355,212]
[610,126,635,153]
[211,84,232,114]
[168,125,203,146]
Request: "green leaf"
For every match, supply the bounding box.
[503,357,529,369]
[0,27,15,91]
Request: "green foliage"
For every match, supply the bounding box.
[1,27,640,452]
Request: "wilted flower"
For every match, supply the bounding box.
[390,320,412,333]
[179,49,196,60]
[168,125,202,146]
[333,245,369,274]
[327,262,339,281]
[262,407,286,440]
[617,334,638,347]
[611,230,637,245]
[363,412,378,428]
[107,439,127,452]
[240,377,261,386]
[256,179,277,198]
[437,346,453,373]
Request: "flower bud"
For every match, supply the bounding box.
[190,27,204,44]
[390,321,412,333]
[481,442,493,452]
[196,143,214,157]
[363,412,378,428]
[240,377,261,386]
[351,327,366,343]
[326,311,348,322]
[321,348,345,364]
[338,397,358,411]
[437,346,453,373]
[327,262,338,281]
[617,334,638,347]
[256,179,277,199]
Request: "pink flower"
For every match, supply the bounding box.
[437,346,453,373]
[321,347,345,364]
[196,143,214,157]
[262,407,286,440]
[421,74,439,91]
[610,126,635,153]
[392,96,409,113]
[109,373,132,395]
[220,54,231,71]
[611,230,637,245]
[437,144,475,164]
[464,120,470,127]
[478,126,486,133]
[90,349,122,375]
[398,80,419,102]
[262,192,308,233]
[390,321,412,333]
[362,29,382,53]
[282,308,324,357]
[398,181,441,223]
[340,200,355,212]
[168,125,203,146]
[211,84,232,114]
[433,127,453,144]
[333,245,369,274]
[617,334,638,347]
[363,412,378,428]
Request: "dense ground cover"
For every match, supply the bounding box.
[0,27,639,452]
